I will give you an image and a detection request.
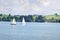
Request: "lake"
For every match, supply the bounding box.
[0,22,60,40]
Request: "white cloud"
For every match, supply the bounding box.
[31,3,42,12]
[0,0,30,15]
[49,1,60,10]
[0,0,60,15]
[37,0,50,7]
[42,1,50,6]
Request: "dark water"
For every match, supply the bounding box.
[0,22,60,40]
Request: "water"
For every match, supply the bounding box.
[0,22,60,40]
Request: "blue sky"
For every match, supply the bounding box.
[0,0,60,15]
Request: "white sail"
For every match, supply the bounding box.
[22,17,26,25]
[11,18,16,25]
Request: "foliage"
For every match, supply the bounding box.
[0,13,60,22]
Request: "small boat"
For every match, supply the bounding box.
[22,17,26,25]
[11,18,16,25]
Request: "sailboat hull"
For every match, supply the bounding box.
[11,23,16,25]
[11,24,16,25]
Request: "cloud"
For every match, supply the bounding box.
[31,3,42,12]
[0,0,30,15]
[42,1,50,6]
[50,1,60,10]
[0,0,60,15]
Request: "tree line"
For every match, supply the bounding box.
[0,13,60,23]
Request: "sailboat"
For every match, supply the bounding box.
[22,17,26,25]
[11,18,16,25]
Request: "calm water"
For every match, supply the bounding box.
[0,22,60,40]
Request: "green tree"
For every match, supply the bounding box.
[35,15,45,22]
[55,13,58,16]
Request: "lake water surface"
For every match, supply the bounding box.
[0,22,60,40]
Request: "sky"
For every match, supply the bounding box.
[0,0,60,15]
